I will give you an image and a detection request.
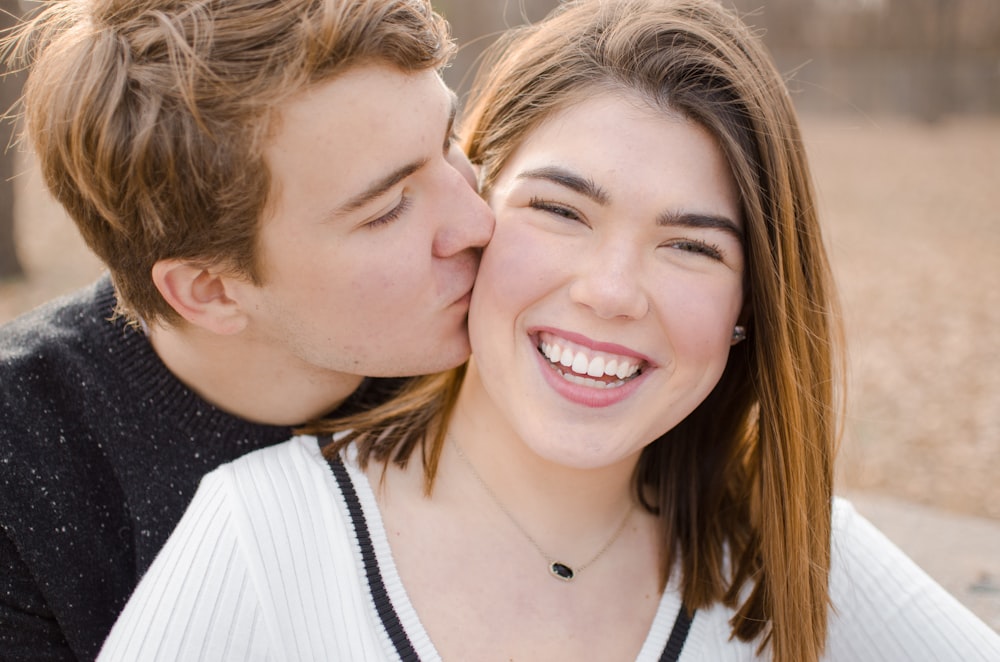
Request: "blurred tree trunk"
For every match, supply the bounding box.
[924,0,956,122]
[0,0,25,280]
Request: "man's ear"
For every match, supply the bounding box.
[151,259,250,335]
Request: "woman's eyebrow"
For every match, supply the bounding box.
[516,165,742,239]
[658,210,743,240]
[516,166,610,205]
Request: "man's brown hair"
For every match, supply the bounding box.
[7,0,454,324]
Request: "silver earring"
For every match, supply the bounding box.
[731,325,747,345]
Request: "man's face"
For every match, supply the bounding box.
[234,63,494,385]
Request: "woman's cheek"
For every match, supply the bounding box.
[476,218,570,308]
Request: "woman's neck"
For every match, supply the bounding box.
[368,362,664,661]
[443,359,641,541]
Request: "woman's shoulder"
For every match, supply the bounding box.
[216,433,325,471]
[191,433,363,573]
[829,495,901,556]
[828,495,923,600]
[202,434,335,506]
[826,496,1000,659]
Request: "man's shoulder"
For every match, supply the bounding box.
[0,276,117,363]
[0,276,120,424]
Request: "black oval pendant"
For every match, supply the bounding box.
[549,562,575,581]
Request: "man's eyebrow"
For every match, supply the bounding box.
[657,209,744,240]
[334,159,428,217]
[334,93,456,219]
[516,166,610,205]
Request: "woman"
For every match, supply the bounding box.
[99,1,1000,660]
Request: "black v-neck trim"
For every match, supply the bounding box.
[326,453,421,661]
[660,602,695,661]
[324,449,695,661]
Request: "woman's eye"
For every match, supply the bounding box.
[666,238,724,261]
[366,195,412,229]
[528,197,583,222]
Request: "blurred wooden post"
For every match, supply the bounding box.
[0,0,24,280]
[926,0,956,122]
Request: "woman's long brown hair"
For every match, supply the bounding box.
[312,1,844,660]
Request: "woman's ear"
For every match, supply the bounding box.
[151,259,249,335]
[733,301,752,345]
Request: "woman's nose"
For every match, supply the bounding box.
[568,247,649,320]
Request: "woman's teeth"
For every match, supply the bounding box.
[539,339,642,388]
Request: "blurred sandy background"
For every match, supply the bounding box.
[1,0,998,632]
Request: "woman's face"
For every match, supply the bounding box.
[466,92,745,469]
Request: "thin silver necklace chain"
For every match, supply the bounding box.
[449,433,632,582]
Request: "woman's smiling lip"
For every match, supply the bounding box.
[530,327,655,365]
[528,326,655,408]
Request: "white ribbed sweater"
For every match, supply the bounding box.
[98,436,1000,661]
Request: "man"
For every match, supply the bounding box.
[0,0,493,659]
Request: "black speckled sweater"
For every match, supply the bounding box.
[0,276,299,661]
